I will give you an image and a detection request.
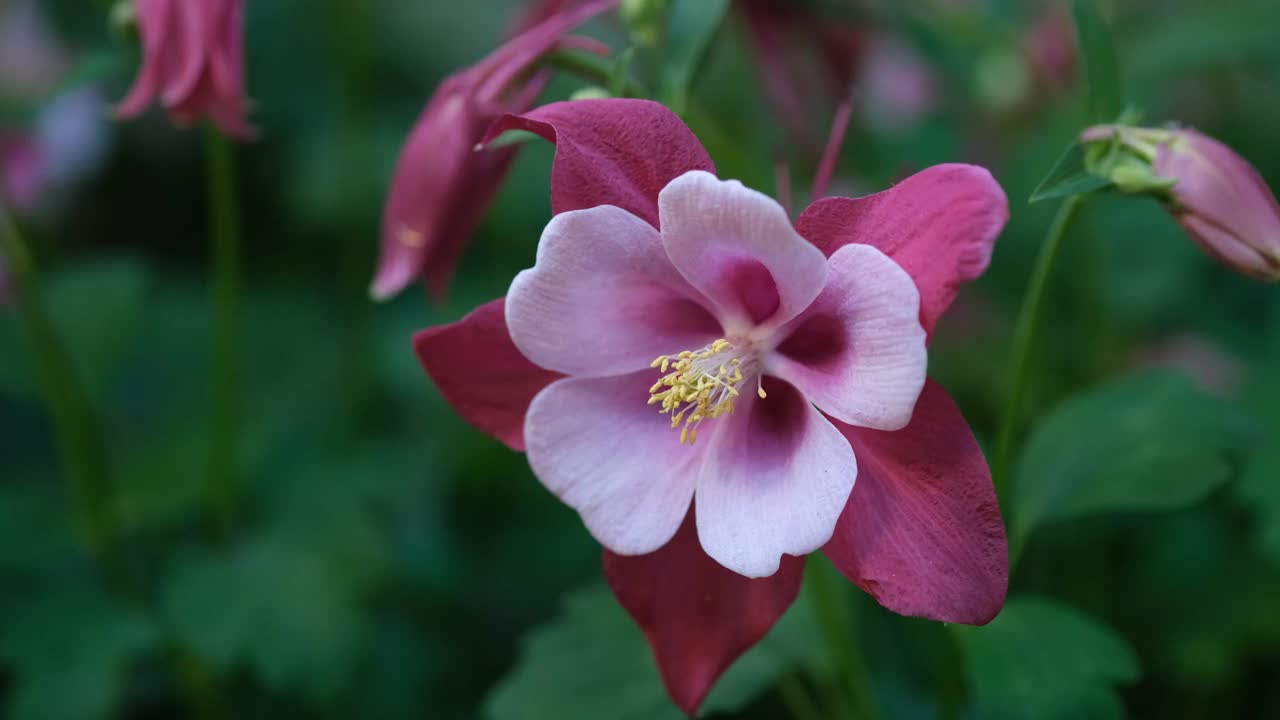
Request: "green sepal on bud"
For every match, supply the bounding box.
[1080,125,1179,199]
[620,0,668,48]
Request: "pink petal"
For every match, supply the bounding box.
[413,298,561,451]
[604,510,804,715]
[658,171,829,331]
[373,86,491,300]
[480,98,716,229]
[695,378,856,578]
[822,380,1008,625]
[795,164,1008,335]
[115,0,175,119]
[507,205,720,376]
[161,0,213,109]
[525,373,702,555]
[769,243,927,431]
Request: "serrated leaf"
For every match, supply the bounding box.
[485,582,824,720]
[1013,372,1258,545]
[957,596,1138,720]
[1073,0,1124,123]
[1030,141,1112,203]
[162,533,370,704]
[1,589,158,720]
[662,0,731,116]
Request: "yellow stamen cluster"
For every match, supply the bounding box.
[648,339,766,445]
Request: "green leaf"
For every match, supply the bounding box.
[485,583,824,719]
[0,256,147,403]
[662,0,731,116]
[162,533,371,704]
[1,589,158,720]
[1072,0,1124,123]
[1013,372,1258,545]
[1236,340,1280,567]
[1129,4,1280,80]
[957,596,1139,720]
[1029,141,1113,203]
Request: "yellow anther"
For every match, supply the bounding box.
[649,338,760,446]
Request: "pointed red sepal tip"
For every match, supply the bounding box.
[822,381,1008,626]
[603,511,804,715]
[412,298,561,451]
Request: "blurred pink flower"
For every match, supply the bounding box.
[415,98,1009,713]
[859,36,938,133]
[116,0,253,139]
[371,0,616,301]
[1022,7,1075,92]
[1084,125,1280,281]
[1,135,44,211]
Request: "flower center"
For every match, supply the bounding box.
[648,338,766,445]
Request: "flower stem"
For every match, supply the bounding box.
[777,672,826,720]
[807,556,882,720]
[205,128,242,535]
[0,202,117,576]
[991,195,1086,506]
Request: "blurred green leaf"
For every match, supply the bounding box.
[1072,0,1123,123]
[0,256,147,403]
[1237,340,1280,567]
[1014,372,1258,545]
[662,0,731,116]
[1030,141,1112,203]
[1130,3,1280,80]
[162,532,371,704]
[1,589,158,720]
[486,582,823,719]
[957,596,1139,720]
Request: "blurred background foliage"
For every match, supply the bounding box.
[2,0,1279,718]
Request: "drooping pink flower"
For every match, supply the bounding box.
[415,99,1009,713]
[1083,125,1280,281]
[370,0,616,301]
[115,0,252,139]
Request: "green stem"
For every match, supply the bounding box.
[777,672,827,720]
[991,195,1086,506]
[0,203,116,575]
[205,128,242,535]
[807,556,882,720]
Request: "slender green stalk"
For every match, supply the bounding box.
[991,195,1086,505]
[807,556,882,720]
[205,128,242,534]
[777,672,827,720]
[0,203,116,573]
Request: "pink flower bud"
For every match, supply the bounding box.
[1157,129,1280,281]
[115,0,253,139]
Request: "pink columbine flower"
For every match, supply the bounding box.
[370,0,616,301]
[1083,125,1280,281]
[416,99,1009,713]
[115,0,252,139]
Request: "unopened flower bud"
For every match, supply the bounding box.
[620,0,666,47]
[1082,125,1280,281]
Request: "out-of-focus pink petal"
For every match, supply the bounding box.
[115,0,174,119]
[373,86,488,300]
[658,170,828,331]
[507,205,720,376]
[695,377,855,578]
[413,298,561,451]
[769,243,926,431]
[525,373,702,555]
[480,99,716,228]
[796,164,1008,336]
[161,0,212,108]
[604,511,804,715]
[823,380,1008,625]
